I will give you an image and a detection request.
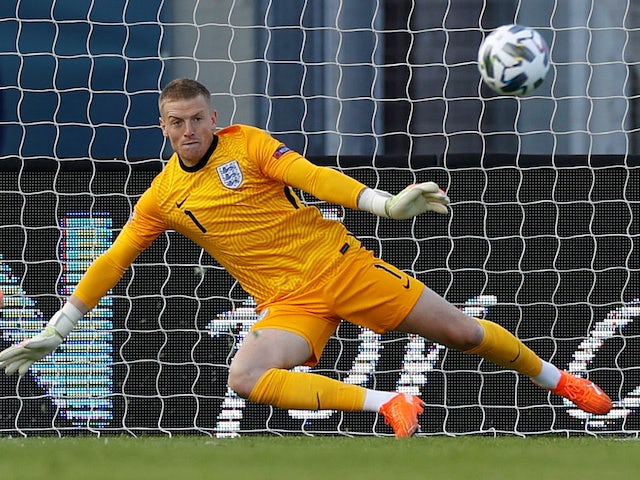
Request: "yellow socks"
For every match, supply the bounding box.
[247,319,544,411]
[465,318,543,377]
[248,368,366,411]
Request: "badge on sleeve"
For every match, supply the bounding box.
[273,145,291,159]
[217,160,244,189]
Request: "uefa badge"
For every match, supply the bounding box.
[216,160,243,189]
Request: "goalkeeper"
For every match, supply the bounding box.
[0,78,612,437]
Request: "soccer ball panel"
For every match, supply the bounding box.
[478,24,550,96]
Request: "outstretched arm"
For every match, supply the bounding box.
[278,155,449,219]
[0,230,146,376]
[0,295,88,375]
[357,182,450,219]
[248,125,450,218]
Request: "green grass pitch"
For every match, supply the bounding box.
[0,435,638,480]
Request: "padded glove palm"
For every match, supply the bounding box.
[385,182,450,219]
[0,326,63,376]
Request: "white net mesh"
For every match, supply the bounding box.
[0,0,639,436]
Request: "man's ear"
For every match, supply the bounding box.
[159,116,168,136]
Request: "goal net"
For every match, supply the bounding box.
[0,0,639,437]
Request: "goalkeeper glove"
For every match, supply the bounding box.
[358,182,450,220]
[0,302,83,376]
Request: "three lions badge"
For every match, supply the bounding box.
[217,160,243,189]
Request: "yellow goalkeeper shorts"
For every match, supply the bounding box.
[251,244,424,366]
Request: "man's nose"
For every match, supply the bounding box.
[183,121,195,135]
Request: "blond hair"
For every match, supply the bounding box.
[159,78,211,111]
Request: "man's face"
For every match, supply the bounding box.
[159,95,218,166]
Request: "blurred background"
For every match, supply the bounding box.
[1,0,639,162]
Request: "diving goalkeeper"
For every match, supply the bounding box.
[0,78,612,437]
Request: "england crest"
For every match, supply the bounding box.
[217,160,243,189]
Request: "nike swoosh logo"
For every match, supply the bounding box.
[588,383,604,396]
[403,277,410,289]
[176,195,189,208]
[509,345,521,364]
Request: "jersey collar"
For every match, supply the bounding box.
[178,135,219,172]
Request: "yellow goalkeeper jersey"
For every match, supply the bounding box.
[74,124,367,308]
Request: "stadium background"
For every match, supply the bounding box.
[0,1,639,437]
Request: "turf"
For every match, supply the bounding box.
[0,435,638,480]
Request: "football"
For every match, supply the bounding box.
[477,24,550,96]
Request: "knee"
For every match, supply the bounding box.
[463,319,485,350]
[446,317,485,351]
[227,361,265,399]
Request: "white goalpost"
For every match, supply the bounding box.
[0,0,639,437]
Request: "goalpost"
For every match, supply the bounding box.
[0,0,639,437]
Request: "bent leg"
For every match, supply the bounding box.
[228,327,366,411]
[249,368,365,411]
[227,327,310,398]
